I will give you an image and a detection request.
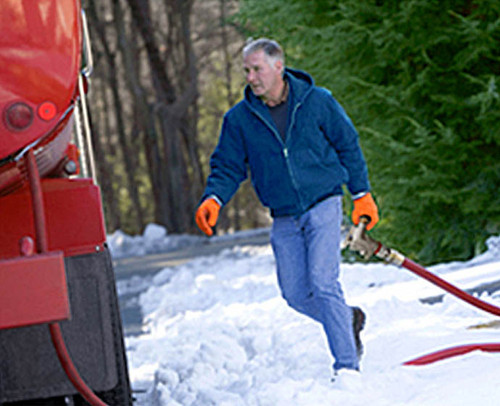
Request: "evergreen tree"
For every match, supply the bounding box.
[238,0,500,264]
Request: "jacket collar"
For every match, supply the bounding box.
[243,67,314,111]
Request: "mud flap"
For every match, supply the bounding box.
[0,247,131,404]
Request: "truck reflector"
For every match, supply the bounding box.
[4,102,33,131]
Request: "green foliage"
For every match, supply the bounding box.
[238,0,500,264]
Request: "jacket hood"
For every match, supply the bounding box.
[243,67,315,108]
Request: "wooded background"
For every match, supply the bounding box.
[84,0,500,265]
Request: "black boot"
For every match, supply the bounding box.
[351,306,366,359]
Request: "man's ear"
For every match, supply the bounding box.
[275,59,284,74]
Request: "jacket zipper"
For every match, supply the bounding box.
[251,103,306,212]
[283,102,305,211]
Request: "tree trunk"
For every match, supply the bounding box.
[88,0,145,232]
[112,0,170,228]
[90,77,122,231]
[128,0,201,233]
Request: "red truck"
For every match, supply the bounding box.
[0,1,132,404]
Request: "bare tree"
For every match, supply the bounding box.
[126,0,200,232]
[87,0,146,231]
[83,0,269,235]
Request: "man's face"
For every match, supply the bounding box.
[243,49,283,100]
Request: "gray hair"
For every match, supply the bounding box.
[243,38,285,68]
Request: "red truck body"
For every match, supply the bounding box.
[0,1,132,404]
[0,0,80,157]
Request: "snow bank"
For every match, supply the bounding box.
[107,225,271,259]
[124,234,500,405]
[107,224,206,258]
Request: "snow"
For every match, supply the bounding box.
[114,228,500,405]
[108,225,270,259]
[107,226,203,259]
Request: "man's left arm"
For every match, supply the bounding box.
[320,90,379,229]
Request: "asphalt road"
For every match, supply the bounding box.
[113,231,271,281]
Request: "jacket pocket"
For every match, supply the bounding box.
[292,149,346,195]
[249,150,296,209]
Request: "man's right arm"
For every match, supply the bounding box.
[201,114,248,206]
[196,114,248,235]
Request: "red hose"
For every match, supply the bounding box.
[402,258,500,317]
[49,323,108,406]
[404,343,500,366]
[400,258,500,365]
[26,149,110,406]
[346,221,500,366]
[26,149,48,253]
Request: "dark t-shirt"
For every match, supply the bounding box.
[268,97,289,142]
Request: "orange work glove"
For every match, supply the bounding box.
[195,198,221,236]
[352,192,379,231]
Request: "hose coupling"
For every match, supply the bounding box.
[342,220,405,266]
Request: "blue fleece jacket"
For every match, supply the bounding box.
[203,68,370,217]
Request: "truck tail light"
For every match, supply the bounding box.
[0,112,74,196]
[4,102,34,131]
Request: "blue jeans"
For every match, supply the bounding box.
[270,196,359,371]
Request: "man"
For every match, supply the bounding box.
[195,38,379,381]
